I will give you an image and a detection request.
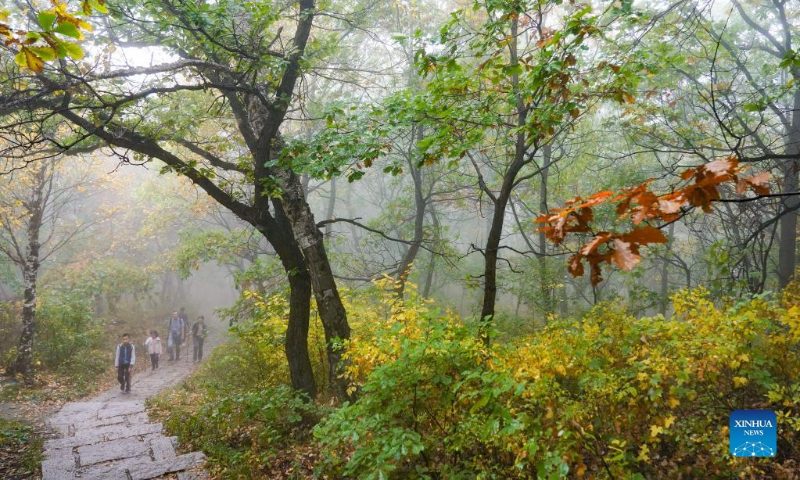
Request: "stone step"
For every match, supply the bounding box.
[41,452,76,480]
[40,340,215,479]
[44,422,163,451]
[150,435,177,461]
[77,434,157,466]
[127,452,207,480]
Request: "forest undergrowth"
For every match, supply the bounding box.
[149,279,800,479]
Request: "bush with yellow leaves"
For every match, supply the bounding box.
[316,285,800,479]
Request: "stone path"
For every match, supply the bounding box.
[41,352,209,480]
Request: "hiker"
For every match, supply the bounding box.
[192,316,209,362]
[166,310,187,361]
[144,330,162,371]
[114,333,135,393]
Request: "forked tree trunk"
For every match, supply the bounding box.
[479,16,527,336]
[257,205,317,399]
[272,168,351,399]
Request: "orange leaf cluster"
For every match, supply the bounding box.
[537,157,772,285]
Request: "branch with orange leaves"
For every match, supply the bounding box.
[536,156,774,285]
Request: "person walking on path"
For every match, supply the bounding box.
[114,333,135,393]
[192,316,208,362]
[144,330,162,371]
[167,310,187,361]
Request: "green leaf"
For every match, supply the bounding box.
[37,11,57,30]
[90,0,110,14]
[53,22,81,39]
[28,46,57,61]
[62,41,84,60]
[742,102,765,113]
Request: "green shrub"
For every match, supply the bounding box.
[150,364,322,477]
[35,290,108,386]
[315,288,800,479]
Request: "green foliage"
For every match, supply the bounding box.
[35,289,108,394]
[175,229,257,279]
[42,258,153,313]
[316,288,800,478]
[4,0,102,72]
[149,310,326,478]
[280,103,395,182]
[151,380,320,478]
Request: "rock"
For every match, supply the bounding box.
[149,435,176,461]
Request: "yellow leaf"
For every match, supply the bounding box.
[733,376,748,387]
[14,47,45,72]
[650,424,663,437]
[637,444,650,461]
[668,397,680,409]
[663,415,675,428]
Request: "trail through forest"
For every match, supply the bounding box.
[39,339,215,480]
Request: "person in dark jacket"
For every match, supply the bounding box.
[166,310,187,361]
[115,334,136,393]
[192,316,208,362]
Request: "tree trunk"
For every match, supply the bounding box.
[324,177,336,238]
[272,169,351,399]
[345,187,361,248]
[480,191,510,324]
[256,205,317,399]
[422,208,440,298]
[7,189,44,385]
[659,222,675,315]
[537,144,552,315]
[396,127,427,298]
[479,16,527,332]
[778,88,800,289]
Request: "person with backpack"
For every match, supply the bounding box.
[191,316,209,362]
[114,333,135,393]
[166,310,187,361]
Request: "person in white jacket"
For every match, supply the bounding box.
[114,334,136,393]
[144,330,162,371]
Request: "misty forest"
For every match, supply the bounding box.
[0,0,799,478]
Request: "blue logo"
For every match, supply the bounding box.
[730,410,776,457]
